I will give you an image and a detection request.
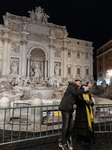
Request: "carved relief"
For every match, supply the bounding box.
[12,23,21,31]
[28,6,50,24]
[54,49,61,57]
[27,34,49,43]
[10,58,19,75]
[11,42,20,53]
[54,62,61,76]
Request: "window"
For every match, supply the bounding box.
[106,54,108,59]
[68,50,71,57]
[77,41,79,44]
[77,51,80,58]
[77,68,80,74]
[99,65,101,70]
[100,58,101,62]
[86,69,89,75]
[68,67,71,74]
[86,53,88,59]
[106,62,108,68]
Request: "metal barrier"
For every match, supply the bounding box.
[0,104,112,146]
[0,105,62,146]
[94,104,112,133]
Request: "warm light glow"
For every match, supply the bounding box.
[105,78,110,85]
[106,70,112,77]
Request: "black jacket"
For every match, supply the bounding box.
[74,94,94,137]
[59,82,85,114]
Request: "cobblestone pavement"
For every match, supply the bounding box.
[1,133,112,150]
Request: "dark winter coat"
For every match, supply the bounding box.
[74,94,94,137]
[59,82,85,114]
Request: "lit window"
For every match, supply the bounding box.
[77,68,80,74]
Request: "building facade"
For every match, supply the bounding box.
[0,6,94,84]
[96,40,112,85]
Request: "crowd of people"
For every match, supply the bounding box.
[59,80,94,150]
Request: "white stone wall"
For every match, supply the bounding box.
[0,8,94,84]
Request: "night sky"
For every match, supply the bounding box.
[0,0,112,56]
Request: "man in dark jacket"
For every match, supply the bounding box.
[59,80,93,150]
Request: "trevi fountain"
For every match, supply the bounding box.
[0,6,112,132]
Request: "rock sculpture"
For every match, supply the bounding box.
[11,76,30,86]
[3,15,9,27]
[43,77,63,88]
[90,84,112,99]
[28,6,49,24]
[56,78,63,88]
[22,20,28,31]
[34,62,42,78]
[42,13,50,24]
[35,6,44,23]
[63,28,68,38]
[30,62,42,83]
[44,78,56,87]
[28,10,35,21]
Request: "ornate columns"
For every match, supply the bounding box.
[21,40,27,77]
[49,45,54,78]
[27,58,30,77]
[63,39,68,78]
[6,39,11,75]
[72,50,76,78]
[0,31,3,74]
[63,48,67,78]
[90,52,93,78]
[2,38,8,76]
[1,28,11,76]
[21,31,29,77]
[41,61,43,75]
[44,58,47,79]
[49,37,55,78]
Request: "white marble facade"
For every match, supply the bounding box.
[0,6,94,84]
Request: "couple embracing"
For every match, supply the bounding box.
[59,80,94,150]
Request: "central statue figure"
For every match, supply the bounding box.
[34,62,42,78]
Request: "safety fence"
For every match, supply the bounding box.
[0,104,112,146]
